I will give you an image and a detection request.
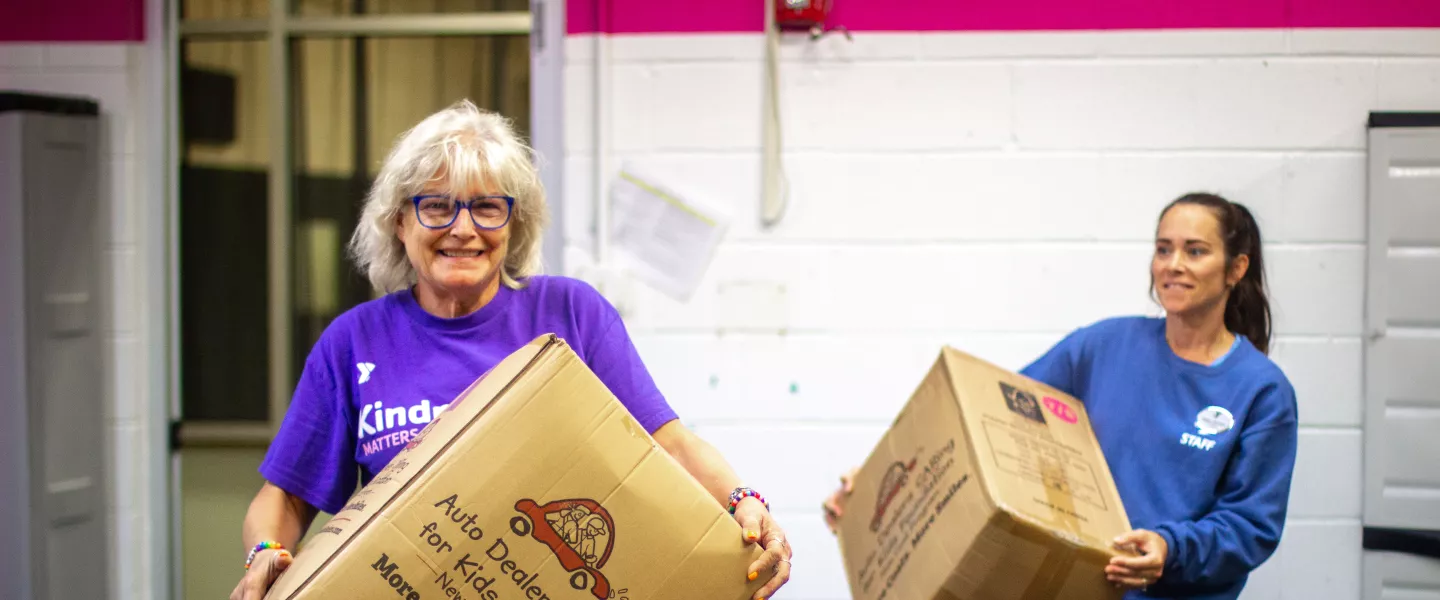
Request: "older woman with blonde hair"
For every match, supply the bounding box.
[231,100,793,600]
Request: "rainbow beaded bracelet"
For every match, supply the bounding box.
[727,487,770,514]
[244,541,286,570]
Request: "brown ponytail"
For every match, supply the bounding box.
[1158,193,1273,355]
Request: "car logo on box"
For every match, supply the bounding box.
[870,458,917,533]
[512,498,617,600]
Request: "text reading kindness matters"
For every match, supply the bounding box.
[357,400,450,457]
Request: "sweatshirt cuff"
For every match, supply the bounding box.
[1154,525,1181,578]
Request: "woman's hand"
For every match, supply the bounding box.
[650,422,792,599]
[822,467,860,534]
[232,482,317,600]
[1107,529,1168,590]
[733,497,792,600]
[229,548,293,600]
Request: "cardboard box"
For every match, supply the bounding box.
[834,347,1134,600]
[267,334,766,600]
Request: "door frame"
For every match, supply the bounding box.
[157,1,566,597]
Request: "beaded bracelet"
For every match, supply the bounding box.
[245,541,286,570]
[727,487,770,514]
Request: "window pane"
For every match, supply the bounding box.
[183,0,269,20]
[179,39,272,422]
[289,34,530,382]
[295,0,529,16]
[364,35,532,168]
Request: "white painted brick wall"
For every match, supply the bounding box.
[0,41,161,600]
[564,28,1440,600]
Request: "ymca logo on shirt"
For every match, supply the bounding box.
[1179,405,1235,451]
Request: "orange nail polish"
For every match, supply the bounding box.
[748,571,758,581]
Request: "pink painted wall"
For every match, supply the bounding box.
[0,0,145,42]
[567,0,1440,34]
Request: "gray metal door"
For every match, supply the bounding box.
[1363,112,1440,599]
[0,92,110,600]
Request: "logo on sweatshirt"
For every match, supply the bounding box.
[357,362,376,384]
[999,382,1046,425]
[1194,406,1235,436]
[1180,406,1235,451]
[511,498,617,600]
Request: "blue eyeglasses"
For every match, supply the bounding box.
[411,194,515,230]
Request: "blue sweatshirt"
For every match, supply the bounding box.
[1020,316,1299,600]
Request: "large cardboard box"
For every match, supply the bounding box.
[267,334,766,600]
[835,347,1134,600]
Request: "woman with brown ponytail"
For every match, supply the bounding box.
[824,193,1299,600]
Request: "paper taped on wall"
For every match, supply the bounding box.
[608,164,730,302]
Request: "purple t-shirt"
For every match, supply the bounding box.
[258,275,679,514]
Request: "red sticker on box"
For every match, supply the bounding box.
[1043,396,1078,424]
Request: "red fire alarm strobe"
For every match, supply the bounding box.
[774,0,851,40]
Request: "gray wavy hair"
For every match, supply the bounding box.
[348,100,549,293]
